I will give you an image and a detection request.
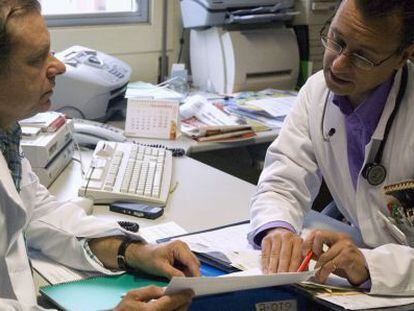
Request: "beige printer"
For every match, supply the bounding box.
[180,0,300,94]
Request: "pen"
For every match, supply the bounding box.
[297,250,313,272]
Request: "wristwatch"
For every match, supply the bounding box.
[117,237,133,271]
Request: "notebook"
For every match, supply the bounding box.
[40,273,168,311]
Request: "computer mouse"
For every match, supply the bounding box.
[69,197,94,215]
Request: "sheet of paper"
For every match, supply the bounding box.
[125,81,183,100]
[247,96,296,118]
[140,222,187,243]
[29,250,98,285]
[180,95,238,126]
[316,292,414,310]
[170,223,261,270]
[165,270,316,297]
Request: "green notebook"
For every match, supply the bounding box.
[40,273,168,311]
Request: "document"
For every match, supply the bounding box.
[125,81,183,100]
[30,250,98,285]
[316,292,414,310]
[169,222,261,271]
[165,269,316,297]
[140,222,187,243]
[246,96,296,118]
[179,95,255,142]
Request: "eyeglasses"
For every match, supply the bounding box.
[319,21,399,71]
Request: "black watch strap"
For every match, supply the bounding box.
[117,237,133,271]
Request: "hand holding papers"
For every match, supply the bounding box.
[165,269,316,297]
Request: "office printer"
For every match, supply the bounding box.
[180,0,300,94]
[51,45,132,120]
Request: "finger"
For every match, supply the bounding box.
[261,237,272,274]
[289,237,303,272]
[173,243,201,277]
[126,286,164,301]
[315,253,341,284]
[317,240,343,267]
[150,290,194,311]
[311,230,341,257]
[314,242,344,283]
[159,261,186,279]
[277,237,293,273]
[268,237,282,273]
[302,231,316,257]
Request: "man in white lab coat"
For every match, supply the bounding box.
[249,0,414,296]
[0,1,200,310]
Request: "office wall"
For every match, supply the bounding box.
[49,0,183,83]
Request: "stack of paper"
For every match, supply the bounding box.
[125,81,184,101]
[225,89,297,129]
[19,112,66,136]
[180,95,256,142]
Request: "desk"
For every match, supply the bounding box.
[109,119,278,184]
[110,120,280,155]
[45,151,414,311]
[49,151,256,232]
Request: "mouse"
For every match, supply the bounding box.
[69,197,94,215]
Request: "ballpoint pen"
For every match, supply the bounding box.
[297,250,314,272]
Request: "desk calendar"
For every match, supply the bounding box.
[125,99,179,139]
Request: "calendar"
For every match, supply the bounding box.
[124,99,179,139]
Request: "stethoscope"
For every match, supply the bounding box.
[321,64,408,186]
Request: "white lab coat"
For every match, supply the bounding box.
[250,62,414,296]
[0,153,137,310]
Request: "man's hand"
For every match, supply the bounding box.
[114,286,193,311]
[126,240,201,278]
[261,228,303,273]
[302,230,369,286]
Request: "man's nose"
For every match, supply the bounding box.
[47,54,66,79]
[331,52,353,72]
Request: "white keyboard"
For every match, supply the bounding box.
[79,141,173,205]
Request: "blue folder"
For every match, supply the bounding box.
[40,264,225,311]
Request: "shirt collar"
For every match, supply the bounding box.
[0,122,22,151]
[332,74,395,130]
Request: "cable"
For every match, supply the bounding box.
[177,28,185,63]
[118,221,139,233]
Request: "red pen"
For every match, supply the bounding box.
[297,250,314,272]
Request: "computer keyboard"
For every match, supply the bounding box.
[79,141,173,205]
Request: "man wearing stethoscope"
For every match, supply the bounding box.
[249,0,414,296]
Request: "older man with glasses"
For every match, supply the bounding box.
[249,0,414,296]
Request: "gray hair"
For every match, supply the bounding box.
[0,0,41,74]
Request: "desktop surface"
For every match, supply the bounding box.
[46,148,414,311]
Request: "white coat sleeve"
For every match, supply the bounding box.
[249,81,323,240]
[22,159,143,272]
[361,245,414,296]
[0,299,48,311]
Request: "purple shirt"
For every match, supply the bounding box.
[332,75,395,189]
[250,75,395,248]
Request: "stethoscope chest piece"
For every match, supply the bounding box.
[362,163,387,186]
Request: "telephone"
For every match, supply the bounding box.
[72,119,127,146]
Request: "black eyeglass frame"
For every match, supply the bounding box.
[319,20,401,70]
